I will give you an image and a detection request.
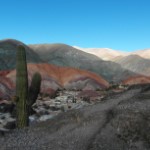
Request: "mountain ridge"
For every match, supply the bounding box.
[73,46,150,60]
[29,43,136,82]
[113,54,150,76]
[0,39,43,70]
[0,39,144,83]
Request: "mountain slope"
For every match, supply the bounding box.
[74,46,126,60]
[75,46,150,60]
[29,43,135,82]
[0,63,109,99]
[29,43,102,65]
[0,39,136,83]
[122,75,150,85]
[0,39,43,70]
[133,49,150,59]
[114,55,150,76]
[1,86,149,150]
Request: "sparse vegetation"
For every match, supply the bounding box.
[1,86,149,150]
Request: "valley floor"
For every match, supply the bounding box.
[0,85,150,150]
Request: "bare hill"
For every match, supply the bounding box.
[29,43,135,82]
[75,46,126,60]
[0,39,43,70]
[114,55,150,76]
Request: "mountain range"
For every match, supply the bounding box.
[74,46,150,78]
[29,43,135,82]
[74,46,126,61]
[2,39,129,82]
[0,38,150,99]
[75,46,150,60]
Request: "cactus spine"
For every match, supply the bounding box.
[16,45,29,128]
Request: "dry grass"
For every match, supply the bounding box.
[0,86,150,150]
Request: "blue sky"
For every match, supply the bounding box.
[0,0,150,52]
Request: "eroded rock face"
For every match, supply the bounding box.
[0,63,109,99]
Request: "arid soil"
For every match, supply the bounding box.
[0,85,150,150]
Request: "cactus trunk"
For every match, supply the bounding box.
[16,45,29,128]
[28,72,41,115]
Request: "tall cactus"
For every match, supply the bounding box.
[28,72,41,115]
[16,45,29,128]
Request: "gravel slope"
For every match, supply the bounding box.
[0,85,150,150]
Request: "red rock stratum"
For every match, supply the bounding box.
[0,63,109,99]
[122,75,150,85]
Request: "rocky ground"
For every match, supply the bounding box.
[0,85,150,150]
[0,90,104,131]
